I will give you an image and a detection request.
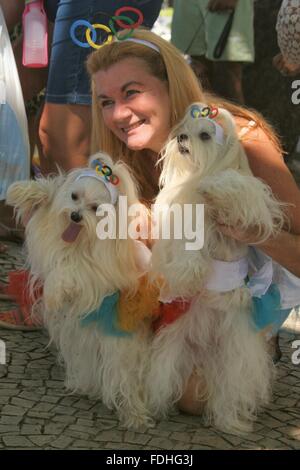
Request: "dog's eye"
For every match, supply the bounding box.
[71,192,78,201]
[91,205,98,212]
[199,132,211,141]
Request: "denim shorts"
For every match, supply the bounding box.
[45,0,163,105]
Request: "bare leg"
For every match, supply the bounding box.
[177,370,208,415]
[38,103,92,173]
[212,61,245,104]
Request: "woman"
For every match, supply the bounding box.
[87,29,300,414]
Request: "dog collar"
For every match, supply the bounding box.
[205,257,248,292]
[75,170,119,205]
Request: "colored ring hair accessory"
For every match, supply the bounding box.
[86,23,113,50]
[91,159,119,185]
[109,15,134,41]
[101,165,113,177]
[114,6,144,29]
[190,105,202,119]
[109,174,120,186]
[70,20,97,48]
[209,107,219,119]
[200,106,211,118]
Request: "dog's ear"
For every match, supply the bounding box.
[88,151,114,170]
[6,176,63,223]
[215,107,237,138]
[113,160,140,205]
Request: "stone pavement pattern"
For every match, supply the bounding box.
[0,242,300,450]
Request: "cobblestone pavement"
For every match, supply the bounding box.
[0,243,300,450]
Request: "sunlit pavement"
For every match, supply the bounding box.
[0,242,299,450]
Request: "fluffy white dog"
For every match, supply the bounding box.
[7,153,155,428]
[147,103,285,433]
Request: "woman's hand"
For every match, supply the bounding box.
[217,221,268,245]
[207,0,238,12]
[273,52,300,77]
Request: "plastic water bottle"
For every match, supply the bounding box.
[22,0,48,68]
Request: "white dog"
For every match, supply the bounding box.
[7,152,156,428]
[147,103,285,433]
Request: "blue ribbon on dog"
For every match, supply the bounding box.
[251,284,292,338]
[80,291,132,337]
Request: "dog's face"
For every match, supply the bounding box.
[52,171,112,244]
[160,103,243,186]
[7,152,145,305]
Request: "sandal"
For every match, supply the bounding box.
[0,308,43,331]
[0,270,43,330]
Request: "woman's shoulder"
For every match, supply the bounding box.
[234,117,300,233]
[234,116,284,170]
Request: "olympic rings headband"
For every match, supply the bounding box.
[75,162,120,206]
[70,6,150,50]
[190,104,224,145]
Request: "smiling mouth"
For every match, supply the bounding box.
[122,120,146,134]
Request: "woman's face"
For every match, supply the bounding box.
[93,57,171,153]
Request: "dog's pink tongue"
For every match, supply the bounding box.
[62,222,82,243]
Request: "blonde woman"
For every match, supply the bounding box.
[86,29,300,414]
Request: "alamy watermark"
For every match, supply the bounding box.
[291,80,300,104]
[96,197,205,251]
[0,339,6,365]
[291,340,300,365]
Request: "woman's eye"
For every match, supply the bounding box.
[126,89,139,98]
[101,99,114,108]
[71,192,78,201]
[91,205,98,212]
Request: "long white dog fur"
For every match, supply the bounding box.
[147,104,285,433]
[7,153,153,428]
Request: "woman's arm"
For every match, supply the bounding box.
[219,125,300,276]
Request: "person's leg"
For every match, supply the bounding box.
[177,370,208,415]
[39,103,91,172]
[212,60,245,103]
[37,0,97,173]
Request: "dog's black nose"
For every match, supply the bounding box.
[177,133,188,143]
[70,211,82,223]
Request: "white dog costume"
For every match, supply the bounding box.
[147,103,286,433]
[7,153,157,428]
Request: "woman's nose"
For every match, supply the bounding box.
[112,102,131,122]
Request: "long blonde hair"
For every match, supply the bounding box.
[86,29,282,201]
